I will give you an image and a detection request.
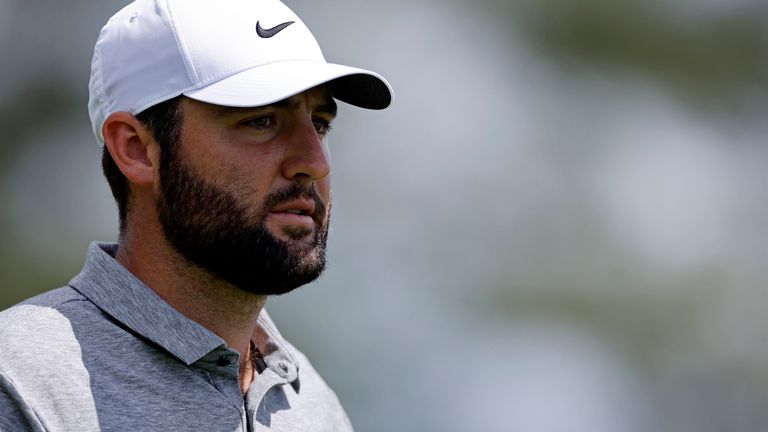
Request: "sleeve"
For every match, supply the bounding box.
[0,372,47,432]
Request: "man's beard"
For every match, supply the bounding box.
[155,150,330,296]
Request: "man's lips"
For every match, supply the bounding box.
[270,199,315,216]
[268,199,318,224]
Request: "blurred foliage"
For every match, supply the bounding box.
[0,83,81,172]
[490,0,768,114]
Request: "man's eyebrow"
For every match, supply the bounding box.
[214,96,337,118]
[316,97,338,118]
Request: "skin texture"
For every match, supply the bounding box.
[101,86,335,394]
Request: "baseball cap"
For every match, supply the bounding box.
[88,0,393,145]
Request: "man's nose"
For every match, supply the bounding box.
[280,117,331,183]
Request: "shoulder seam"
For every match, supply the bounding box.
[57,297,89,307]
[47,286,90,310]
[20,287,90,311]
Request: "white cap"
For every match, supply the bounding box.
[88,0,393,145]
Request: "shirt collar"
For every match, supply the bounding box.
[68,241,300,382]
[254,310,300,386]
[68,242,223,365]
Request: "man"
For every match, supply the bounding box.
[0,0,391,430]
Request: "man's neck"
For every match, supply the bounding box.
[115,230,266,394]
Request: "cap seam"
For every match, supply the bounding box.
[164,0,200,84]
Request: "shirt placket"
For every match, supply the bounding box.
[195,349,246,408]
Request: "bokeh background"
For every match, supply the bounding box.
[2,0,768,430]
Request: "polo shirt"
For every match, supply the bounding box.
[0,242,354,431]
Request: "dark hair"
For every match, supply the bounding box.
[101,96,184,236]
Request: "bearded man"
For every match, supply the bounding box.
[0,0,391,430]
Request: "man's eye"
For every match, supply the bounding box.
[313,118,333,135]
[244,115,275,130]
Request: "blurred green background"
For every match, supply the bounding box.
[2,0,767,430]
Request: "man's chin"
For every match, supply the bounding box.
[266,219,318,241]
[276,226,316,242]
[233,256,326,296]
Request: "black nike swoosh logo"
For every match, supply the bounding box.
[256,20,295,38]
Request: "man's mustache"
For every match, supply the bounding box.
[263,183,327,223]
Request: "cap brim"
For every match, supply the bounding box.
[183,60,392,110]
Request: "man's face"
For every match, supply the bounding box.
[155,86,336,295]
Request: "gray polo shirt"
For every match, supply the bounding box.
[0,242,353,431]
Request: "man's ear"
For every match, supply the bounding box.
[102,112,160,187]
